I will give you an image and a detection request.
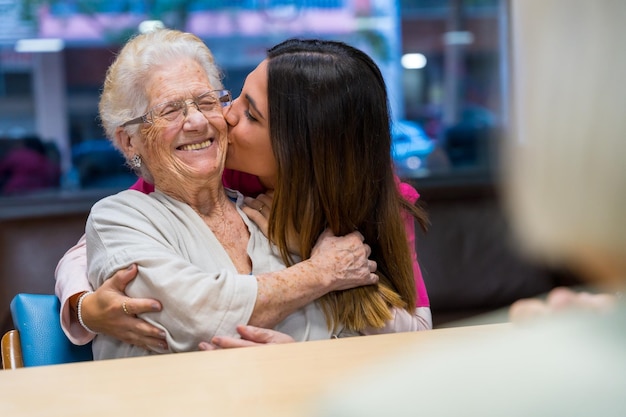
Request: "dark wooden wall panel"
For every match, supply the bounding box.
[0,213,87,336]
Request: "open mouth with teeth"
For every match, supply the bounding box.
[177,138,213,151]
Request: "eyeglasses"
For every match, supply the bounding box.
[121,89,232,127]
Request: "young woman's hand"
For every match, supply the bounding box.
[81,264,168,351]
[242,191,301,255]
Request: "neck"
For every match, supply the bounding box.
[158,178,232,219]
[258,174,276,190]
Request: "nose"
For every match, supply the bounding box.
[181,101,210,131]
[182,99,201,118]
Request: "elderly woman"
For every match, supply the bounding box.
[83,29,377,359]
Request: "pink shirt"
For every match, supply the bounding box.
[131,169,429,307]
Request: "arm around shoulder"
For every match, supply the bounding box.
[54,234,95,345]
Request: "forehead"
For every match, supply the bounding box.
[246,59,268,90]
[145,58,213,103]
[242,59,268,107]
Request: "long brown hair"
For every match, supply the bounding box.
[266,39,428,331]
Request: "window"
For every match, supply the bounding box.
[0,0,508,201]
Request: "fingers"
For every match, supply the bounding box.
[509,288,618,324]
[102,264,162,314]
[118,300,165,351]
[585,293,618,312]
[310,228,380,291]
[134,320,166,340]
[138,336,168,352]
[236,324,269,342]
[545,287,579,310]
[127,338,167,353]
[203,325,296,350]
[122,297,162,316]
[211,335,259,349]
[243,194,272,215]
[108,264,139,291]
[86,272,165,352]
[509,299,550,323]
[124,320,167,351]
[242,205,269,237]
[242,204,267,221]
[254,193,273,208]
[243,196,262,212]
[548,288,617,313]
[198,342,218,351]
[236,324,295,344]
[346,229,365,242]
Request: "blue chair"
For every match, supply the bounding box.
[1,293,92,369]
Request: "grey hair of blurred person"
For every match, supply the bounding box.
[98,28,223,174]
[506,0,626,287]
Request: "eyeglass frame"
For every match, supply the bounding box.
[121,89,232,127]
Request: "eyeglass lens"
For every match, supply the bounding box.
[153,90,231,123]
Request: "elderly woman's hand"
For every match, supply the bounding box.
[81,264,168,352]
[310,229,378,292]
[198,325,295,351]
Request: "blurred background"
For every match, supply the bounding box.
[0,0,506,194]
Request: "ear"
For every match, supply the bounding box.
[114,127,135,159]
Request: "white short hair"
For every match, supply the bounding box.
[99,28,223,143]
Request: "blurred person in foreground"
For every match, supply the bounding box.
[313,0,626,415]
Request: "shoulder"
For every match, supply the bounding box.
[394,175,420,204]
[398,182,419,203]
[91,189,153,212]
[89,190,171,229]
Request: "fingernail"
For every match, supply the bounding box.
[198,342,209,351]
[127,264,134,270]
[152,303,161,311]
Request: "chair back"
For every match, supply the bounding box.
[10,293,92,367]
[1,330,23,368]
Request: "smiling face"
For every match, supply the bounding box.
[122,58,228,197]
[223,60,277,189]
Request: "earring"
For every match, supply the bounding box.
[130,154,142,168]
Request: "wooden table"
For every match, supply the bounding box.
[0,323,510,417]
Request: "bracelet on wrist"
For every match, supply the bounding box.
[77,291,98,334]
